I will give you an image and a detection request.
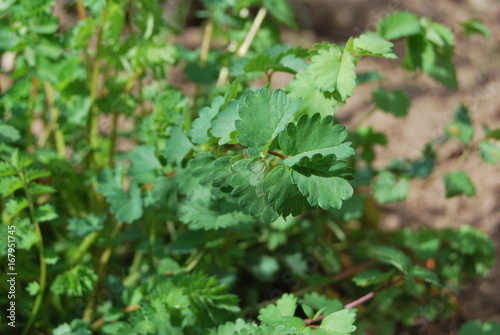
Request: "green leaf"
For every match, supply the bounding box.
[263,0,297,28]
[372,88,410,117]
[352,34,397,59]
[0,162,16,177]
[442,170,476,198]
[0,124,21,143]
[50,265,98,297]
[242,45,308,75]
[319,309,356,335]
[446,122,474,144]
[446,104,474,144]
[211,99,241,144]
[191,96,224,144]
[376,11,421,40]
[28,183,56,195]
[373,171,410,204]
[372,245,412,273]
[300,292,343,316]
[262,165,312,217]
[130,145,162,173]
[165,127,193,164]
[103,1,125,46]
[236,88,300,156]
[25,168,51,182]
[5,198,28,217]
[97,167,143,223]
[280,114,354,166]
[230,158,277,222]
[109,181,143,223]
[0,176,23,196]
[34,203,58,222]
[352,269,395,287]
[356,71,384,84]
[287,71,344,117]
[70,18,96,49]
[460,18,491,37]
[354,126,388,163]
[411,265,440,286]
[308,44,356,101]
[67,214,105,237]
[26,281,40,296]
[179,200,254,230]
[289,157,354,210]
[458,320,500,335]
[258,293,298,324]
[478,141,500,164]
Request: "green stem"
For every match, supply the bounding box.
[352,107,377,128]
[87,8,108,169]
[26,76,38,151]
[68,231,100,266]
[20,174,46,335]
[82,221,124,323]
[108,111,119,168]
[185,247,206,272]
[43,82,66,157]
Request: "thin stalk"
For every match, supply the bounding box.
[82,221,124,323]
[267,150,288,160]
[91,304,140,331]
[416,140,478,188]
[344,275,405,309]
[237,7,268,57]
[109,68,143,168]
[216,7,268,86]
[20,174,46,335]
[108,112,119,168]
[43,82,66,157]
[68,231,100,266]
[76,0,87,20]
[190,13,214,122]
[185,247,206,272]
[26,76,38,151]
[87,8,108,169]
[352,107,377,128]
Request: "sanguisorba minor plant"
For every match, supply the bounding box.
[0,0,498,334]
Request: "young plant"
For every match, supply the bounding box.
[0,1,497,334]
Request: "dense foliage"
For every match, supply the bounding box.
[0,1,498,334]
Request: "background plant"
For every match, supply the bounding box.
[0,1,498,334]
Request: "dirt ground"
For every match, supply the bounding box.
[289,0,500,333]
